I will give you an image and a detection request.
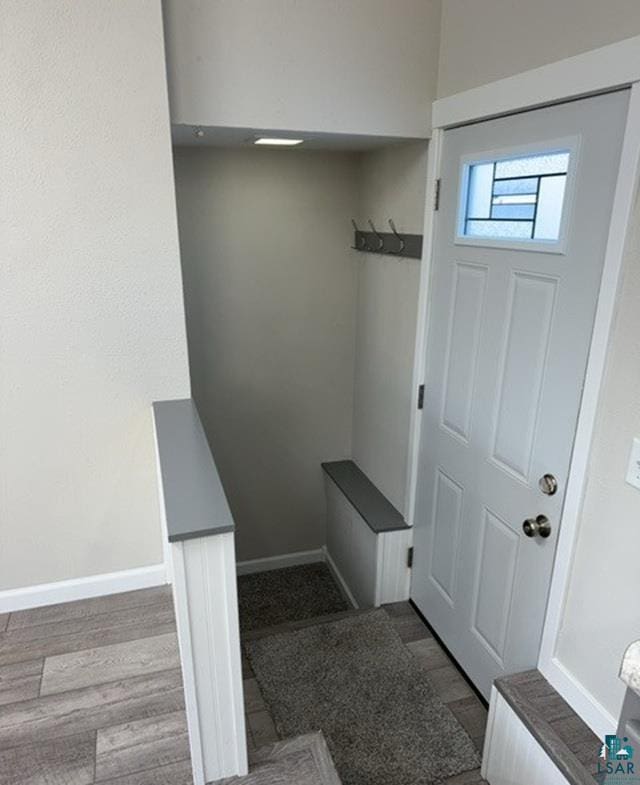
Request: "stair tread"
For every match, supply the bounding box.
[218,732,341,785]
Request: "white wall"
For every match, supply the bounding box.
[1,1,190,591]
[352,143,428,513]
[163,0,440,139]
[555,193,640,719]
[438,0,640,97]
[436,0,640,722]
[173,148,359,561]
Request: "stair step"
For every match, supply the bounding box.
[218,731,341,785]
[241,608,368,642]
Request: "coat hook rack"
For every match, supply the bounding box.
[350,217,422,259]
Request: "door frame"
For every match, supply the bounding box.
[405,35,640,739]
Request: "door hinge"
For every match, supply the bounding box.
[407,547,414,569]
[434,178,441,211]
[417,384,425,410]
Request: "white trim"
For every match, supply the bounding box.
[236,548,325,575]
[537,82,640,732]
[409,43,640,738]
[0,563,167,614]
[543,656,617,740]
[404,128,442,525]
[432,34,640,129]
[323,546,359,609]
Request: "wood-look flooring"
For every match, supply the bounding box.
[0,586,192,785]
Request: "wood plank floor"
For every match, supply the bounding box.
[0,585,193,785]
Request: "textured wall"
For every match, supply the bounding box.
[352,142,429,514]
[1,1,191,590]
[163,0,440,138]
[173,147,359,561]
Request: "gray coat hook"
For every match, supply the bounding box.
[368,219,385,252]
[351,219,368,251]
[388,219,405,255]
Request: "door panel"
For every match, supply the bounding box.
[441,263,487,442]
[430,469,463,604]
[491,272,557,479]
[411,89,629,698]
[472,508,519,664]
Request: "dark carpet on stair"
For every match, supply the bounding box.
[237,563,350,632]
[245,609,480,785]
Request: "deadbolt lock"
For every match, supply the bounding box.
[539,473,558,496]
[522,514,552,539]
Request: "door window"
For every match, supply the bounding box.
[457,144,576,252]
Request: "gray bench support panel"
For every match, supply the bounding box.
[321,460,409,534]
[153,398,234,542]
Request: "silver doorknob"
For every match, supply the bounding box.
[522,515,552,538]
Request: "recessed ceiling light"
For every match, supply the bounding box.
[254,137,304,146]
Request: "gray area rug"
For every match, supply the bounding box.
[238,563,350,632]
[245,609,481,785]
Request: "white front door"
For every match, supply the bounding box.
[411,90,629,699]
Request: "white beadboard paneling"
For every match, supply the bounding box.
[377,530,412,605]
[171,534,247,784]
[325,477,412,608]
[482,688,570,785]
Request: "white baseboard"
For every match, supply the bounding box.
[323,547,359,609]
[540,655,617,739]
[236,549,325,576]
[0,563,168,614]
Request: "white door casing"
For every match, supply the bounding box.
[411,90,629,699]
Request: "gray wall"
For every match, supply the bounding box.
[437,0,640,722]
[173,148,359,561]
[0,0,191,590]
[352,143,429,514]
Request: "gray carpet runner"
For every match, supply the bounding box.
[245,609,481,785]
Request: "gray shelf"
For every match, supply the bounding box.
[321,460,409,534]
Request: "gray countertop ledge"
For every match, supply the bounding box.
[153,398,235,543]
[321,460,409,534]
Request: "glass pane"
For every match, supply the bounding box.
[467,163,493,219]
[495,152,569,178]
[534,175,567,240]
[459,148,570,245]
[466,220,533,239]
[493,177,538,196]
[491,203,536,220]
